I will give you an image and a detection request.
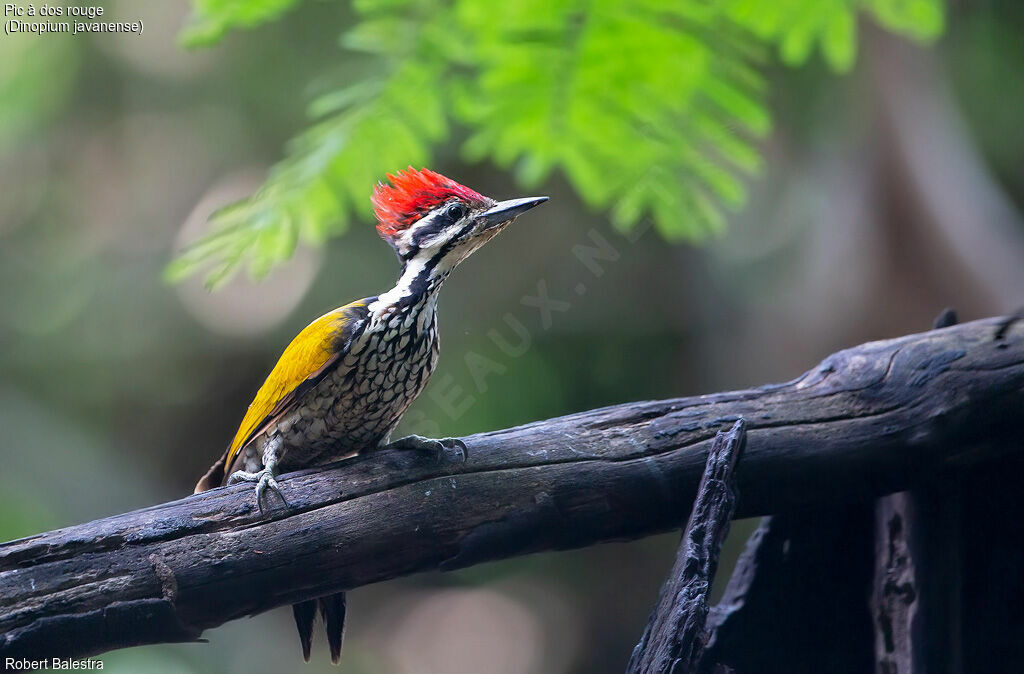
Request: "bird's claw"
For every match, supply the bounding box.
[228,466,288,514]
[441,437,469,463]
[388,434,468,463]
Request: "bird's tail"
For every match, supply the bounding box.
[293,592,347,665]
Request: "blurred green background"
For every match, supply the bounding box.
[2,0,1024,672]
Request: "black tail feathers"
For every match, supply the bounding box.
[292,592,347,665]
[292,600,317,662]
[321,592,347,665]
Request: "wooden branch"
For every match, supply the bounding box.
[872,492,921,672]
[701,507,876,673]
[955,455,1024,671]
[0,316,1021,659]
[627,420,746,674]
[871,308,963,674]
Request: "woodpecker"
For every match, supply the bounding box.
[193,167,547,665]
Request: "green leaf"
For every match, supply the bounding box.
[725,0,945,71]
[452,0,766,241]
[181,0,304,47]
[168,57,449,287]
[823,7,856,72]
[867,0,944,41]
[171,0,947,285]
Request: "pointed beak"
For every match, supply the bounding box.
[477,196,548,230]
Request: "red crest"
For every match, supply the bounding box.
[372,167,488,240]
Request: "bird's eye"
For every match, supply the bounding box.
[445,203,466,221]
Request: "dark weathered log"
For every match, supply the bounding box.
[958,456,1024,672]
[994,307,1022,340]
[628,420,746,674]
[701,508,876,673]
[0,316,1021,659]
[872,478,969,674]
[872,492,922,673]
[871,308,964,674]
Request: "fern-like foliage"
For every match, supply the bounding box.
[181,0,304,46]
[724,0,944,71]
[171,0,943,287]
[453,0,768,238]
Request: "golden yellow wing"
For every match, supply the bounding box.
[195,298,372,492]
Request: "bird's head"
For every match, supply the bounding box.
[372,168,547,272]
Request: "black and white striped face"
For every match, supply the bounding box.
[392,196,549,274]
[393,198,490,264]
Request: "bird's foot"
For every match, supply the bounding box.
[387,434,468,463]
[228,463,288,513]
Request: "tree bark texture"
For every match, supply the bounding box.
[628,420,746,674]
[0,316,1020,659]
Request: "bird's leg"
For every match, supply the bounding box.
[228,436,288,512]
[386,434,468,463]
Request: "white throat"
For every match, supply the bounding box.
[369,254,454,316]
